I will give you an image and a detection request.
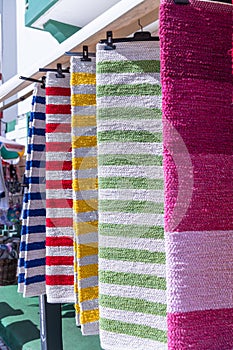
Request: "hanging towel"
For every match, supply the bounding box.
[160,1,232,349]
[45,72,75,303]
[18,93,35,293]
[23,84,46,297]
[97,41,167,349]
[70,56,99,335]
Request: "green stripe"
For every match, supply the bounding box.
[99,223,164,239]
[100,294,167,316]
[99,271,166,290]
[96,60,160,74]
[100,319,167,343]
[97,83,161,97]
[99,200,164,214]
[97,107,162,120]
[99,177,164,190]
[99,247,166,264]
[98,130,162,143]
[98,154,163,166]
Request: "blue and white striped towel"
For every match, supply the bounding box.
[23,84,46,297]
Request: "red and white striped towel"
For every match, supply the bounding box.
[45,72,75,303]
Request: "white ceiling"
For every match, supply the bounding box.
[33,0,122,28]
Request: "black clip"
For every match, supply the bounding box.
[56,63,65,78]
[81,46,92,62]
[19,75,46,89]
[132,31,153,40]
[173,0,189,4]
[39,63,69,77]
[41,76,46,88]
[104,31,116,50]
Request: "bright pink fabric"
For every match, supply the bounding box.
[160,0,232,348]
[168,308,233,350]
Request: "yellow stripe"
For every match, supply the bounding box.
[75,303,80,314]
[73,199,98,213]
[71,72,96,85]
[72,135,97,148]
[78,264,98,279]
[72,178,98,191]
[74,261,78,273]
[72,115,96,127]
[74,282,79,294]
[80,309,99,324]
[79,286,99,303]
[71,94,96,106]
[72,157,97,170]
[73,220,98,234]
[76,244,98,259]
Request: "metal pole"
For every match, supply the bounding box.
[39,295,63,350]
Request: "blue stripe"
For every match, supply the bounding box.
[25,161,32,171]
[25,209,46,217]
[18,273,25,283]
[21,225,27,235]
[27,192,46,201]
[25,258,45,268]
[28,160,46,169]
[32,96,46,105]
[31,112,46,121]
[28,176,45,184]
[20,241,26,250]
[26,159,45,170]
[23,193,29,201]
[28,144,45,152]
[24,275,45,285]
[25,241,45,251]
[18,258,25,267]
[32,128,45,136]
[26,225,46,234]
[22,211,28,220]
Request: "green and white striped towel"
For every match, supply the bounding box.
[96,41,167,350]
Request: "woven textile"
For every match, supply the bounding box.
[23,84,46,297]
[160,1,232,348]
[97,41,167,349]
[70,57,99,334]
[45,72,75,303]
[18,91,35,293]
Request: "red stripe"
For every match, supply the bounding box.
[46,256,73,266]
[46,198,73,208]
[46,105,71,115]
[46,87,71,96]
[46,180,72,190]
[46,161,72,171]
[168,308,233,349]
[46,236,73,246]
[46,275,74,286]
[46,123,71,133]
[46,218,73,227]
[46,142,71,152]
